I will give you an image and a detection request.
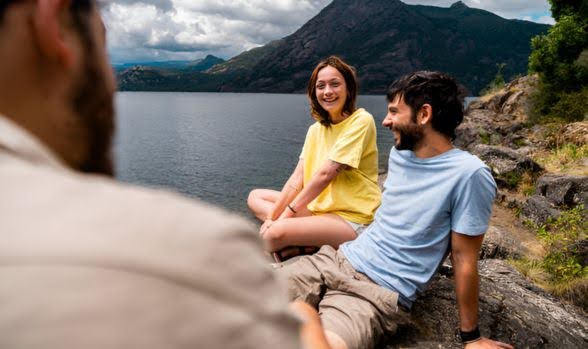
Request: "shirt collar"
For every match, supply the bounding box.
[0,114,67,170]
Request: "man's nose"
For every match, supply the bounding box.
[382,113,392,127]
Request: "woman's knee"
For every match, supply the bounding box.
[247,189,262,209]
[261,223,286,251]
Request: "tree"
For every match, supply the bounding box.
[528,0,588,122]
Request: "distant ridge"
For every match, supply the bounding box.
[117,0,549,94]
[115,55,225,73]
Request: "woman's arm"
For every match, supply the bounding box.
[279,159,346,220]
[266,159,305,221]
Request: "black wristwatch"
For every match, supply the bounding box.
[460,326,481,344]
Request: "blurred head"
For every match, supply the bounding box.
[384,71,465,148]
[0,0,116,175]
[307,56,358,126]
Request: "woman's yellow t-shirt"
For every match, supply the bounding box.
[300,108,381,224]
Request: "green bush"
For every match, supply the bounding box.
[515,205,587,307]
[548,87,588,122]
[531,85,588,123]
[538,206,587,282]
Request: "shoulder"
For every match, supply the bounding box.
[3,161,258,254]
[342,109,376,133]
[306,121,322,135]
[350,108,375,125]
[82,172,257,239]
[452,149,490,175]
[450,150,496,193]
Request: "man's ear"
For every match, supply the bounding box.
[418,103,433,125]
[33,0,75,69]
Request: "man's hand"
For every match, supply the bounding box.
[464,337,514,349]
[289,301,331,349]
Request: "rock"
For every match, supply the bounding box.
[522,195,561,226]
[536,174,588,208]
[453,122,483,150]
[467,75,538,120]
[495,189,526,209]
[472,144,543,189]
[384,259,588,348]
[480,226,524,259]
[467,75,538,117]
[555,121,588,146]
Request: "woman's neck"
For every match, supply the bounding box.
[329,111,348,124]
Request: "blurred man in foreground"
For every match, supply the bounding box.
[0,1,328,348]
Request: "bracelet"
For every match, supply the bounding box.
[287,203,297,214]
[460,326,481,344]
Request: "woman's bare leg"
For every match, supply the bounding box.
[261,214,357,252]
[247,188,313,221]
[247,189,280,221]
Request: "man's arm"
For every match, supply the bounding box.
[450,231,514,349]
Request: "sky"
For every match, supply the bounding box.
[102,0,555,64]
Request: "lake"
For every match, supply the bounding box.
[115,93,469,216]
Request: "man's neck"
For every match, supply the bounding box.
[413,134,454,159]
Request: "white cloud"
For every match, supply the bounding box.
[535,15,555,25]
[402,0,553,21]
[104,0,332,63]
[103,0,553,63]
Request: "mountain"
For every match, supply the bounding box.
[115,55,225,89]
[117,0,549,94]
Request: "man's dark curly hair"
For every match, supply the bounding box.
[387,71,466,140]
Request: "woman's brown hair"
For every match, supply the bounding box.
[307,56,358,126]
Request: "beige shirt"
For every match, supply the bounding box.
[0,115,300,349]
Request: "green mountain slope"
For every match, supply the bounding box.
[117,0,549,94]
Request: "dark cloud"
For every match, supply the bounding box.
[104,0,551,63]
[109,0,174,12]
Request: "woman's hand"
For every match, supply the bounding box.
[259,218,274,236]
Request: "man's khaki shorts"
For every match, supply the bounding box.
[274,245,410,349]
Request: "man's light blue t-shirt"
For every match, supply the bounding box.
[340,147,496,308]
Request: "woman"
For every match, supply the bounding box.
[247,56,381,261]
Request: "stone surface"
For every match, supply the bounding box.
[556,121,588,146]
[468,75,538,119]
[383,259,588,349]
[480,226,525,259]
[521,195,562,226]
[536,174,588,208]
[471,144,543,189]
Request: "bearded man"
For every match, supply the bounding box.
[276,71,515,349]
[0,1,329,348]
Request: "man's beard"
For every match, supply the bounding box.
[70,47,115,176]
[393,122,424,151]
